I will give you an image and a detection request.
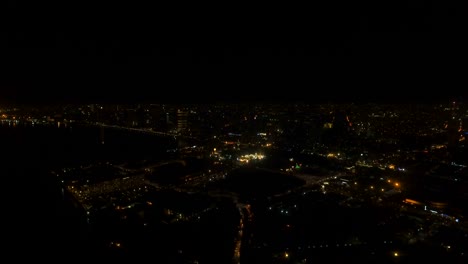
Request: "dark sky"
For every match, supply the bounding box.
[2,1,467,104]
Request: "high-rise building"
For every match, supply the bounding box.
[447,117,459,150]
[446,101,463,157]
[177,108,188,133]
[462,116,468,134]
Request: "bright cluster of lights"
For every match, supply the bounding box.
[238,153,265,163]
[326,153,341,158]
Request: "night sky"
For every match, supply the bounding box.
[2,1,467,104]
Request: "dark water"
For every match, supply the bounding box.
[1,123,175,166]
[1,123,175,259]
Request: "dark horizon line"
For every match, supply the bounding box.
[0,96,463,107]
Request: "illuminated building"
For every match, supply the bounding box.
[332,110,352,132]
[177,108,188,133]
[462,116,468,134]
[446,102,461,155]
[322,110,353,149]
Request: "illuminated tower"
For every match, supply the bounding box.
[177,108,188,133]
[332,111,351,133]
[447,101,462,157]
[447,121,460,154]
[96,105,105,144]
[322,110,353,149]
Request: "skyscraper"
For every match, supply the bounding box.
[177,108,188,133]
[446,101,462,158]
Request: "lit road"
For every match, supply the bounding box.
[293,172,351,186]
[259,168,350,187]
[202,190,252,264]
[232,199,252,264]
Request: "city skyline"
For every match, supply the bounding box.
[3,2,467,262]
[2,101,467,262]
